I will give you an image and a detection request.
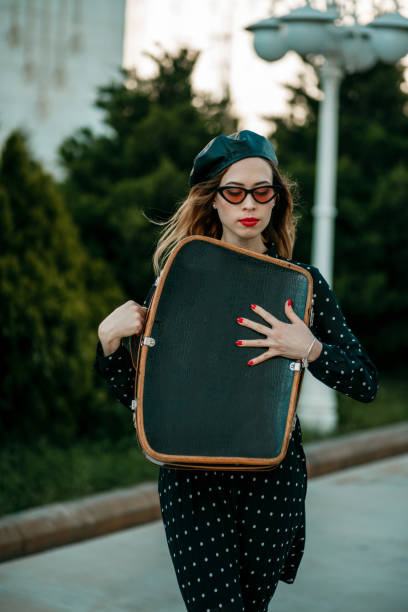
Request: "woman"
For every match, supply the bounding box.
[94,130,378,611]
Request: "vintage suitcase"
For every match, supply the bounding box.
[130,235,313,471]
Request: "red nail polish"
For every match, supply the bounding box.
[237,317,243,323]
[236,340,243,345]
[248,360,254,366]
[288,298,292,307]
[251,304,256,309]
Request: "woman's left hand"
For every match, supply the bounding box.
[236,300,322,366]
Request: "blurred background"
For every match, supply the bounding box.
[1,0,407,517]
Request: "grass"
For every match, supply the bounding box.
[0,436,158,517]
[1,373,406,517]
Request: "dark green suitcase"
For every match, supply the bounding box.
[131,235,313,471]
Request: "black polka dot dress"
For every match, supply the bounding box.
[94,243,378,611]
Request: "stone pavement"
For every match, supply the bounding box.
[0,454,407,612]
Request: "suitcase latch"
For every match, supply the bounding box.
[142,336,156,347]
[289,361,302,371]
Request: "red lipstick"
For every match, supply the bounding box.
[239,217,259,226]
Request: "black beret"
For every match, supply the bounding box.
[189,129,278,188]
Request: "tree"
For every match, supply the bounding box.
[59,47,238,302]
[0,131,126,444]
[268,61,408,369]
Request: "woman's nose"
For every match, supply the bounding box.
[242,194,257,209]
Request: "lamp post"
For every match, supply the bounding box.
[247,1,408,433]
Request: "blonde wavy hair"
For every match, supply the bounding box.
[148,160,299,277]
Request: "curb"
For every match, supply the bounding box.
[1,421,407,563]
[304,421,408,477]
[0,482,161,564]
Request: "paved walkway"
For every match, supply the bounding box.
[1,454,407,612]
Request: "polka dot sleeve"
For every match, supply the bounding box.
[93,281,157,410]
[306,266,379,403]
[94,340,135,410]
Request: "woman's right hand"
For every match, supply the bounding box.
[98,300,148,357]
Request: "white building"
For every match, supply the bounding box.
[0,0,125,174]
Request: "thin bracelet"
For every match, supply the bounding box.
[301,337,317,369]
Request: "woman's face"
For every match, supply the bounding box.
[213,157,275,252]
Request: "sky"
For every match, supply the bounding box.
[123,0,408,134]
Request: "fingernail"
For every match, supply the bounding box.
[236,340,243,345]
[288,298,293,307]
[251,304,256,309]
[248,360,254,366]
[237,317,243,323]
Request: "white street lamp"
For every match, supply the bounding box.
[246,18,287,61]
[368,12,408,62]
[280,5,337,56]
[246,1,408,433]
